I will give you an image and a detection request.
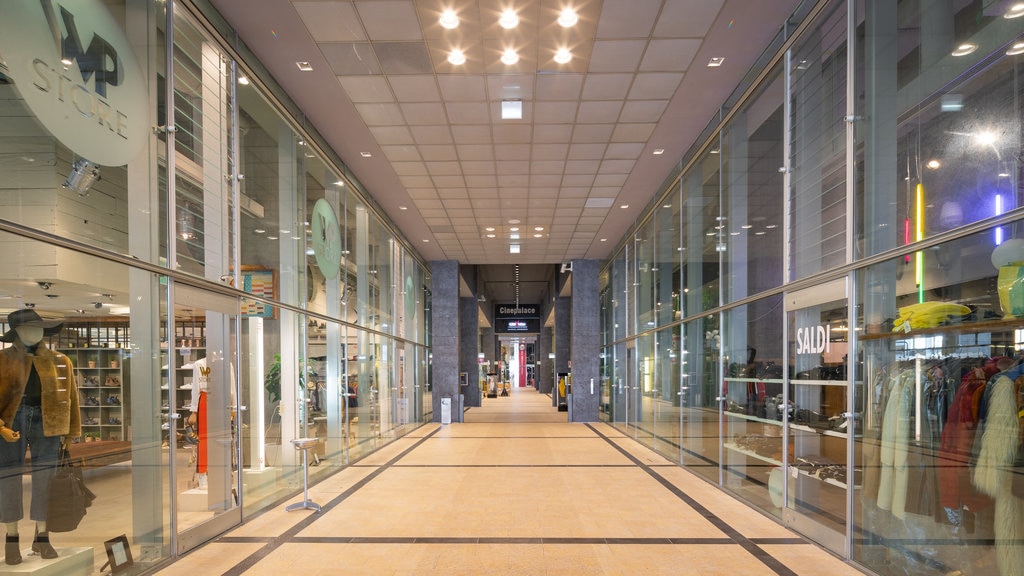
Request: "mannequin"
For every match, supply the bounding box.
[184,354,235,490]
[0,309,81,565]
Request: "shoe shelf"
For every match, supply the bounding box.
[160,345,205,448]
[58,346,129,443]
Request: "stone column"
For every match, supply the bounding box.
[459,265,480,411]
[570,259,600,422]
[431,261,459,421]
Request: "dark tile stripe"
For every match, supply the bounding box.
[217,427,442,576]
[218,535,758,546]
[587,424,800,576]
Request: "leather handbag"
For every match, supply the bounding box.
[46,445,96,532]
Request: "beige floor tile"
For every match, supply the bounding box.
[154,543,266,575]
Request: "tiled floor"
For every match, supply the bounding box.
[155,386,867,576]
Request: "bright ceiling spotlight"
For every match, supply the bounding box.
[1007,41,1024,56]
[501,48,519,65]
[557,7,578,27]
[951,43,977,57]
[554,48,572,64]
[448,49,466,65]
[1005,3,1024,18]
[439,9,459,29]
[499,9,519,29]
[975,131,998,147]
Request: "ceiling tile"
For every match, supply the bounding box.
[496,160,530,174]
[594,173,628,187]
[461,160,497,174]
[611,123,656,141]
[531,161,565,175]
[401,102,448,125]
[464,174,497,187]
[450,125,492,144]
[446,102,491,124]
[572,124,614,143]
[499,174,529,187]
[605,142,644,159]
[564,159,601,174]
[392,161,428,176]
[457,144,494,160]
[533,101,578,124]
[588,40,646,73]
[619,100,669,123]
[531,143,568,160]
[567,143,607,160]
[355,1,422,41]
[469,187,498,198]
[410,125,453,144]
[581,73,634,100]
[595,0,660,38]
[369,125,414,145]
[295,2,366,42]
[640,39,701,72]
[494,144,531,160]
[337,75,393,103]
[432,175,467,187]
[487,74,535,100]
[437,75,487,101]
[654,0,724,37]
[532,124,573,143]
[535,74,584,100]
[381,145,421,161]
[374,42,434,74]
[492,125,532,144]
[590,187,621,198]
[577,101,623,123]
[399,175,433,187]
[599,159,636,173]
[562,173,596,186]
[629,73,684,99]
[320,43,381,75]
[529,174,562,188]
[427,161,461,176]
[388,75,441,102]
[418,144,458,161]
[407,188,439,200]
[354,102,404,125]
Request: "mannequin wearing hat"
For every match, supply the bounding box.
[0,309,81,565]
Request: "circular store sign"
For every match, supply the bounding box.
[0,0,148,166]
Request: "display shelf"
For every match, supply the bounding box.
[724,411,785,426]
[59,346,128,442]
[724,442,783,466]
[860,316,1020,341]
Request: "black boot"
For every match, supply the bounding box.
[5,534,20,565]
[32,531,56,559]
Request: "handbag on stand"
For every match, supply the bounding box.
[46,444,96,533]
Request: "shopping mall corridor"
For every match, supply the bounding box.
[155,385,865,576]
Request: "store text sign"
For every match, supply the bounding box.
[0,0,148,166]
[495,304,540,334]
[795,324,831,355]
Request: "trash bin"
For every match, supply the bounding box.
[441,396,452,425]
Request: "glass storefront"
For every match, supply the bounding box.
[602,1,1024,575]
[0,0,430,572]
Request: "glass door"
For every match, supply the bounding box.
[171,287,241,553]
[783,278,851,555]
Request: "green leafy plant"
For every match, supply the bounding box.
[264,355,318,404]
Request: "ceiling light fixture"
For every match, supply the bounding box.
[707,57,726,67]
[487,234,496,238]
[554,48,572,64]
[508,219,520,224]
[499,9,519,29]
[533,233,543,238]
[447,49,466,65]
[558,7,578,27]
[439,9,459,29]
[510,243,520,253]
[510,227,520,232]
[926,160,941,169]
[501,48,519,65]
[485,227,495,231]
[296,61,313,71]
[1005,3,1024,18]
[1008,41,1024,56]
[360,151,373,158]
[534,226,544,231]
[334,180,345,186]
[62,158,101,196]
[620,204,629,209]
[399,205,407,210]
[653,148,664,155]
[951,44,977,57]
[501,98,523,119]
[237,75,250,85]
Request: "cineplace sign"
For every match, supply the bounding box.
[0,0,148,166]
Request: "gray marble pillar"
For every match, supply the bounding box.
[431,260,459,422]
[459,266,480,411]
[570,259,600,422]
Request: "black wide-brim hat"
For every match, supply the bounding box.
[1,308,64,343]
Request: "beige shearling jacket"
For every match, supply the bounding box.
[0,340,81,439]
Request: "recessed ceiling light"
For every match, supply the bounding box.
[533,233,543,238]
[558,7,578,27]
[653,148,665,155]
[486,234,496,238]
[448,49,466,65]
[422,239,430,243]
[510,227,520,232]
[296,61,313,71]
[926,160,941,169]
[554,48,572,64]
[440,9,459,29]
[501,48,519,65]
[360,151,373,158]
[238,76,250,85]
[741,224,753,229]
[509,243,520,253]
[534,226,544,231]
[399,205,407,210]
[501,99,523,119]
[1005,3,1024,18]
[508,219,520,224]
[254,228,265,234]
[499,9,518,29]
[600,238,607,242]
[510,233,520,239]
[662,204,671,209]
[951,44,977,57]
[620,204,629,209]
[485,227,495,231]
[334,180,345,186]
[267,235,279,240]
[707,57,726,67]
[1008,41,1024,56]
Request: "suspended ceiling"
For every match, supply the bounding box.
[209,0,801,265]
